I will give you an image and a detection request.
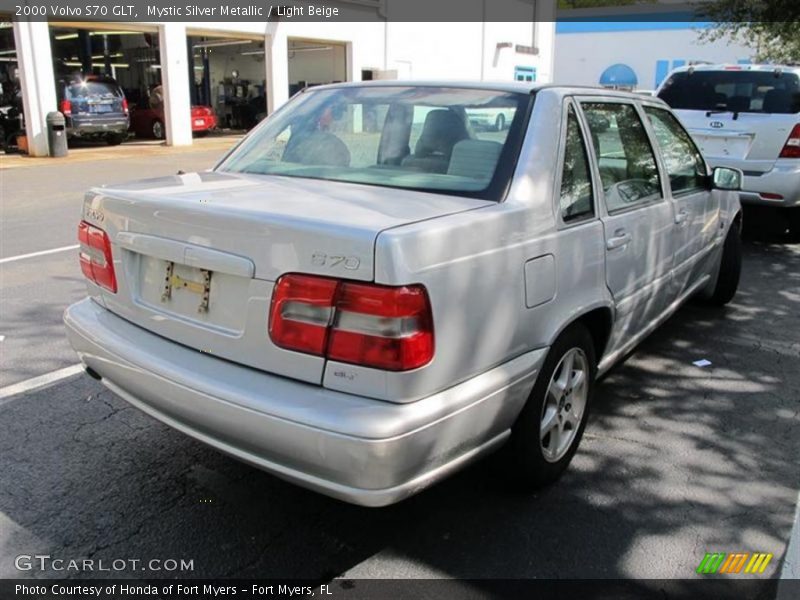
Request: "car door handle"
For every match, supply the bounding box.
[606,231,632,250]
[675,209,689,225]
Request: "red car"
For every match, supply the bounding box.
[129,86,216,139]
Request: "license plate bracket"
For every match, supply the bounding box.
[160,261,212,313]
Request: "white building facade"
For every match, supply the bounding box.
[554,18,754,92]
[10,3,557,156]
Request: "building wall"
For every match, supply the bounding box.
[555,25,754,91]
[384,21,554,83]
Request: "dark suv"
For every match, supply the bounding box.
[57,76,129,145]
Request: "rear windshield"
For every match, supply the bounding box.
[217,86,532,201]
[66,81,123,100]
[658,70,800,114]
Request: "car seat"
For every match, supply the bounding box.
[447,139,503,180]
[402,109,470,173]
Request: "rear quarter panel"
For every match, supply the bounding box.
[323,90,611,402]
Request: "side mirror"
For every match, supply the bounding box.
[712,166,743,191]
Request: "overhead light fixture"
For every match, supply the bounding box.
[90,31,141,36]
[193,39,253,49]
[0,49,17,55]
[63,61,130,68]
[54,30,141,40]
[290,46,333,52]
[240,51,265,56]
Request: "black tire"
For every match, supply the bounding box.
[495,113,506,131]
[788,208,800,238]
[707,223,742,306]
[152,119,165,140]
[507,323,596,490]
[106,133,124,146]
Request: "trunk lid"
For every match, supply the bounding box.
[84,171,490,383]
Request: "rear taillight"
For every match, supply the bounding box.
[269,274,338,355]
[269,274,434,371]
[122,98,129,115]
[780,124,800,159]
[78,221,117,293]
[60,99,71,115]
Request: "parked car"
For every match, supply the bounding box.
[64,82,743,506]
[467,107,516,131]
[658,64,800,233]
[57,76,129,145]
[129,85,217,139]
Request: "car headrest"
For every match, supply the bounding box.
[414,110,470,158]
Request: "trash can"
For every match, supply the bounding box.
[46,111,68,158]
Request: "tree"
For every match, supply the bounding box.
[698,0,800,63]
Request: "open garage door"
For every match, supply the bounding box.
[0,17,24,154]
[49,24,158,145]
[187,34,266,132]
[288,39,347,96]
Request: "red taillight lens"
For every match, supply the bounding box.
[269,274,337,355]
[77,220,117,293]
[328,282,434,370]
[60,99,72,115]
[780,124,800,158]
[122,98,129,114]
[269,274,434,371]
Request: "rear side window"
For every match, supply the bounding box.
[559,104,594,223]
[658,70,800,114]
[581,102,662,213]
[644,107,708,195]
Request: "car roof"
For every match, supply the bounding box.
[667,63,800,75]
[306,80,669,104]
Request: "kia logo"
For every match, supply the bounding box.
[710,121,724,129]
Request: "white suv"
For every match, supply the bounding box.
[658,64,800,233]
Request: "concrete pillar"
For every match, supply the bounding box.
[158,23,192,146]
[537,0,557,84]
[13,21,57,157]
[265,30,289,115]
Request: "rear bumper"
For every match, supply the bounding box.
[191,115,216,132]
[64,298,544,506]
[67,117,129,137]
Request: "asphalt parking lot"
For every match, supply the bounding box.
[0,150,798,593]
